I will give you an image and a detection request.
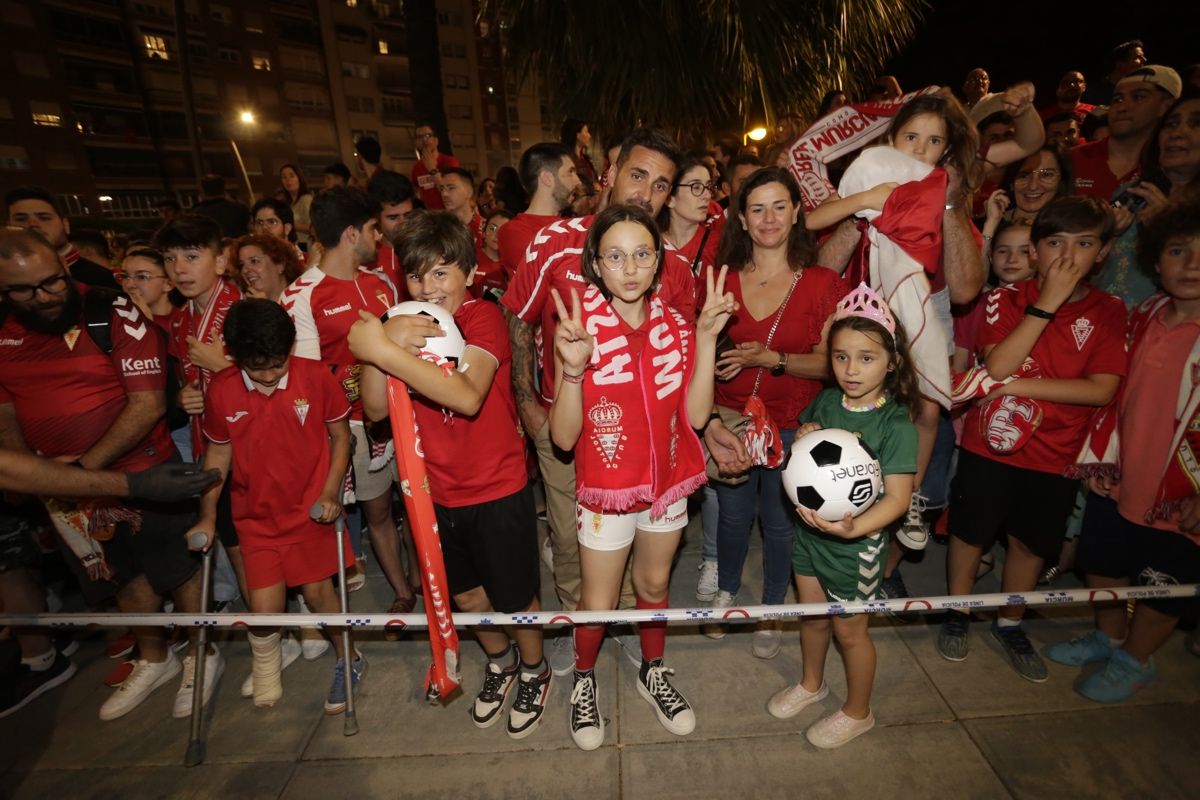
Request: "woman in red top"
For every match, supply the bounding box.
[704,168,849,657]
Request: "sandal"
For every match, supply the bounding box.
[385,594,416,642]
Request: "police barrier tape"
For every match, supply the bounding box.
[2,584,1197,630]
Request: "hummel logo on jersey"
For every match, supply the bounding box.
[323,303,352,317]
[225,411,249,423]
[1071,317,1094,350]
[0,337,24,346]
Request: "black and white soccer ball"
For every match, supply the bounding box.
[382,301,466,366]
[783,428,882,521]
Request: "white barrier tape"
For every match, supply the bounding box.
[1,584,1196,630]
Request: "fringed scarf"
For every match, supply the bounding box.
[1071,294,1200,523]
[170,278,241,456]
[574,285,707,516]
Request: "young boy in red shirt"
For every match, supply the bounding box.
[350,210,548,738]
[939,197,1128,681]
[187,299,363,711]
[1047,197,1200,701]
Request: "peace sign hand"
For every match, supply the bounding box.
[551,288,594,375]
[697,265,737,339]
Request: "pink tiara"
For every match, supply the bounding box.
[834,283,896,336]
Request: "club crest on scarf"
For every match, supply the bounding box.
[588,396,626,468]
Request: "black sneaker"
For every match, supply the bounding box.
[569,670,604,750]
[936,612,970,661]
[877,569,910,619]
[0,653,77,720]
[636,658,695,736]
[471,658,518,728]
[990,621,1049,683]
[506,665,551,739]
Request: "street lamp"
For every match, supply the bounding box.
[743,126,768,146]
[229,110,257,202]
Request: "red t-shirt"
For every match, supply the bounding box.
[283,266,397,421]
[1071,138,1139,202]
[0,287,174,470]
[368,241,408,301]
[501,215,698,407]
[472,246,506,296]
[712,267,849,429]
[203,358,351,545]
[1039,102,1096,122]
[498,212,560,286]
[962,279,1128,473]
[674,219,723,297]
[412,300,527,507]
[411,153,461,210]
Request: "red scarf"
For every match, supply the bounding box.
[170,278,241,455]
[1071,293,1200,523]
[574,285,707,515]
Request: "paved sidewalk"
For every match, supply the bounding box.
[3,515,1199,799]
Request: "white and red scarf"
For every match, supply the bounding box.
[170,278,240,455]
[574,285,707,516]
[1072,293,1200,523]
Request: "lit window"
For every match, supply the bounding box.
[346,0,357,6]
[144,34,169,60]
[377,40,388,55]
[252,54,271,71]
[32,113,62,127]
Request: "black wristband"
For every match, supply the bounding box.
[1025,304,1056,321]
[702,411,721,432]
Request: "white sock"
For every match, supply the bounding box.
[21,648,55,672]
[996,617,1022,629]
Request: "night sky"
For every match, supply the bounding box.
[883,0,1195,101]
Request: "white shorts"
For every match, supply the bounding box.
[576,498,689,552]
[350,422,397,502]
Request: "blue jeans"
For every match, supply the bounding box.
[715,427,796,604]
[701,485,719,562]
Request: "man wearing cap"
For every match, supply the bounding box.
[1071,65,1181,202]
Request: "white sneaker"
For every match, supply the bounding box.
[696,560,719,602]
[299,629,329,661]
[896,492,929,550]
[545,633,576,678]
[99,653,181,721]
[767,680,829,719]
[752,621,782,659]
[805,708,875,748]
[703,590,736,640]
[540,536,555,572]
[173,646,225,718]
[242,635,303,698]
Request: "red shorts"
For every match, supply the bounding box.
[240,533,351,591]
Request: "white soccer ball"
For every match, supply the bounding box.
[382,301,466,366]
[783,428,882,521]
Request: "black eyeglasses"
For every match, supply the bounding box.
[0,273,69,302]
[678,180,715,197]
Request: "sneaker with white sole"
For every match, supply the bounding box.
[99,653,181,721]
[752,620,782,659]
[545,633,575,677]
[569,670,604,751]
[637,659,695,735]
[767,679,829,720]
[324,652,367,715]
[173,646,225,718]
[471,658,518,728]
[703,590,736,640]
[0,653,77,720]
[242,635,303,698]
[507,664,551,739]
[806,708,875,748]
[895,492,929,550]
[695,560,718,602]
[299,629,330,661]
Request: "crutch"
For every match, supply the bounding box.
[184,531,214,767]
[311,504,358,736]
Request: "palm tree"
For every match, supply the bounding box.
[488,0,927,145]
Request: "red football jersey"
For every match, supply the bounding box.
[0,287,174,471]
[203,358,351,544]
[411,153,460,210]
[1071,138,1139,202]
[962,279,1129,473]
[499,213,560,286]
[283,266,397,421]
[501,215,698,407]
[411,299,527,507]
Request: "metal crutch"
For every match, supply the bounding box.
[184,531,214,767]
[311,504,358,736]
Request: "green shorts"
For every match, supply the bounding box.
[792,526,888,605]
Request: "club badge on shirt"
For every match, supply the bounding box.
[63,328,81,351]
[294,398,310,426]
[1071,317,1094,351]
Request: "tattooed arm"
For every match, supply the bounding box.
[506,308,548,437]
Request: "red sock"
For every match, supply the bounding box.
[637,594,669,662]
[573,624,606,672]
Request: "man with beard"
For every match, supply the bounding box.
[499,143,581,287]
[367,170,421,292]
[6,187,119,291]
[1072,65,1181,201]
[282,187,414,617]
[501,128,701,675]
[1040,71,1096,123]
[0,228,215,722]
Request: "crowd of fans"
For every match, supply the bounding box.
[1,38,1198,753]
